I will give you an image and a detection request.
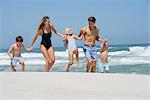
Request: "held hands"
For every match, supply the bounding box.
[80,29,85,35]
[10,56,13,60]
[62,35,67,41]
[104,38,108,43]
[102,38,108,44]
[28,47,32,52]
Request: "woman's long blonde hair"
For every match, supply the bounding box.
[37,16,50,32]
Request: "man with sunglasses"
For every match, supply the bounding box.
[79,16,107,72]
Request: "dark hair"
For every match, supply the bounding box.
[16,36,23,42]
[88,16,96,23]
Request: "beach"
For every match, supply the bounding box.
[0,72,150,100]
[1,0,149,99]
[0,45,150,74]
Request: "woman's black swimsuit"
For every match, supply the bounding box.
[41,31,52,50]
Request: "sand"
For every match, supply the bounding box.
[0,72,150,100]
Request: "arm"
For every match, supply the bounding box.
[8,44,13,60]
[78,28,85,38]
[22,44,31,51]
[50,24,64,38]
[73,35,83,40]
[29,29,42,49]
[63,35,68,47]
[63,40,68,47]
[96,28,108,43]
[98,38,108,44]
[95,27,100,41]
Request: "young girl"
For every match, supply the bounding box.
[99,42,109,73]
[63,27,82,72]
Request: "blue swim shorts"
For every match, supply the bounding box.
[11,57,24,66]
[83,45,97,61]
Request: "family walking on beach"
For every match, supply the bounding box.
[8,16,109,73]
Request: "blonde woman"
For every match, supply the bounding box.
[29,16,64,72]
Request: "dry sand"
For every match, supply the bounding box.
[0,72,150,100]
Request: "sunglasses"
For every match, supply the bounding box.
[66,34,72,36]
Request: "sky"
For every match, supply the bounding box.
[0,0,149,49]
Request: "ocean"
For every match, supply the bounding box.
[0,44,150,75]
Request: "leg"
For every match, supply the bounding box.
[47,47,55,70]
[104,63,110,73]
[20,61,25,72]
[18,57,25,72]
[11,66,16,72]
[74,49,79,67]
[91,61,96,72]
[90,46,97,72]
[11,58,17,72]
[104,70,109,73]
[99,64,104,73]
[86,62,90,72]
[41,45,50,72]
[86,57,93,72]
[83,46,93,72]
[66,51,73,72]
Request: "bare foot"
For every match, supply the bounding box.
[77,62,79,67]
[66,66,69,72]
[104,70,109,73]
[66,69,69,72]
[11,67,16,72]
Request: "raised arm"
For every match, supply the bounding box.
[98,38,108,43]
[78,28,85,38]
[96,28,108,43]
[50,24,64,38]
[73,34,83,40]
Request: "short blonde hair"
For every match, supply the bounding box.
[65,27,73,34]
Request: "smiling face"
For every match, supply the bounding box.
[88,21,95,28]
[16,41,23,48]
[88,16,96,29]
[16,36,23,48]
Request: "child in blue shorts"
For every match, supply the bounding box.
[8,36,31,71]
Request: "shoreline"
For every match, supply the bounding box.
[0,64,150,75]
[0,72,150,100]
